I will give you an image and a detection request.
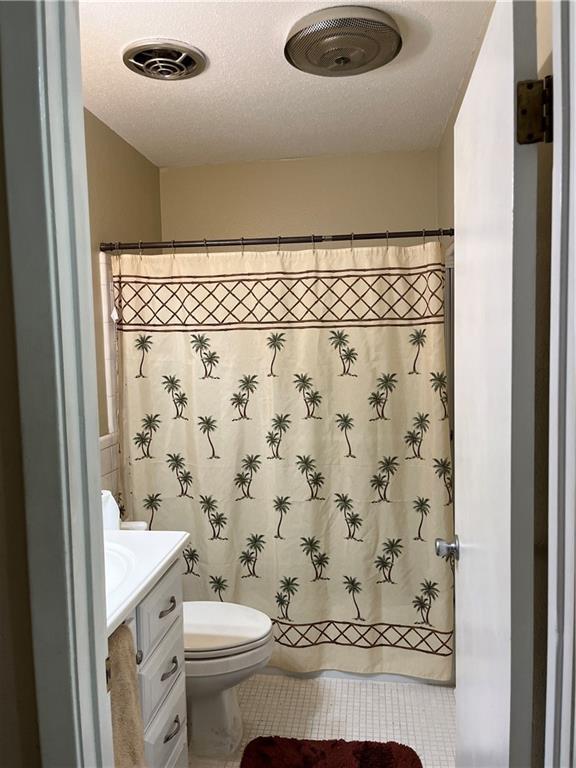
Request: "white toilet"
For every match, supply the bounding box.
[183,601,274,758]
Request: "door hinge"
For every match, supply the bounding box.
[517,75,553,144]
[105,656,111,692]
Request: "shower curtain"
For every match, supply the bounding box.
[112,242,454,680]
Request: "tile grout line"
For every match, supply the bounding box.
[190,674,455,768]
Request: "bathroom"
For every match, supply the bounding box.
[0,1,560,767]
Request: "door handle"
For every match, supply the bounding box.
[435,535,460,561]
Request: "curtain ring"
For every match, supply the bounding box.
[386,231,389,251]
[277,236,281,256]
[350,232,354,253]
[311,234,316,254]
[422,229,426,247]
[114,241,120,256]
[204,238,209,257]
[171,240,175,258]
[241,237,245,254]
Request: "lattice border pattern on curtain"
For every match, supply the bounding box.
[113,264,445,331]
[273,620,454,656]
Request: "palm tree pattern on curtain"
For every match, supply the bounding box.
[112,242,454,680]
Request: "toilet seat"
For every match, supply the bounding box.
[183,601,273,658]
[185,634,274,677]
[185,629,273,660]
[183,601,275,758]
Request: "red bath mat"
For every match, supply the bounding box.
[240,736,423,768]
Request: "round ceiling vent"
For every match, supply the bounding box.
[123,39,207,81]
[285,6,402,77]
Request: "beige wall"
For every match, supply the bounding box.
[437,112,457,228]
[436,6,493,226]
[160,151,439,241]
[0,90,41,767]
[84,110,162,435]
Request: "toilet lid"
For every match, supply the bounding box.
[183,601,272,653]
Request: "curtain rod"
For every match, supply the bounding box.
[99,228,455,253]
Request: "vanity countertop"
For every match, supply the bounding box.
[104,530,189,635]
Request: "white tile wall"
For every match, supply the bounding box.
[190,674,455,768]
[100,433,120,494]
[98,251,121,494]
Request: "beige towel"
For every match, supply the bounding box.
[109,624,147,768]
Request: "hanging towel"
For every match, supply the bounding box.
[108,623,147,768]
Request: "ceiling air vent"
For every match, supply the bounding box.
[123,39,207,81]
[285,6,402,77]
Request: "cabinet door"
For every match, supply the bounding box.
[143,673,187,768]
[139,619,185,726]
[137,562,183,661]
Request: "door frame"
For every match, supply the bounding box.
[545,3,576,765]
[1,0,574,765]
[0,3,112,766]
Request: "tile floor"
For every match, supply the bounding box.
[189,674,455,768]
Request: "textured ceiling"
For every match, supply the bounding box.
[79,0,491,167]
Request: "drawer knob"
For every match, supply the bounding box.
[160,656,179,682]
[163,714,181,744]
[159,596,177,619]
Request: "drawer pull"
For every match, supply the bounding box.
[160,656,179,682]
[159,596,177,619]
[163,714,181,744]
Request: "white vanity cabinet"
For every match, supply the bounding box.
[135,560,188,768]
[105,530,190,767]
[109,562,188,767]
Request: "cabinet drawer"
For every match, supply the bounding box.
[166,737,188,768]
[144,672,187,768]
[137,561,182,662]
[139,618,185,727]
